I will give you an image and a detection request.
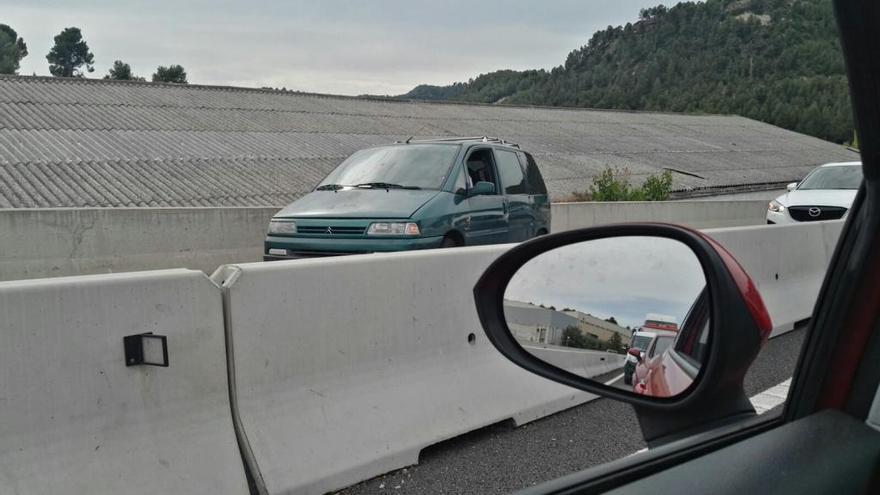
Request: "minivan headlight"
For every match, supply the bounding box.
[768,200,785,213]
[268,219,297,235]
[367,222,420,236]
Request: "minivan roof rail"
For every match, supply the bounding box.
[394,136,521,148]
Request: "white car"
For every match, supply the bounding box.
[766,161,862,225]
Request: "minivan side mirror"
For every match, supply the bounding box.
[473,223,772,446]
[786,182,798,192]
[628,348,643,362]
[470,181,496,196]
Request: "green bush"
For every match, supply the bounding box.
[573,167,673,202]
[589,167,637,201]
[641,170,674,201]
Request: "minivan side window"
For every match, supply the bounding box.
[465,148,499,192]
[496,149,526,194]
[517,152,548,195]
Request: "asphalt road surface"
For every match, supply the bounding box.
[336,327,806,494]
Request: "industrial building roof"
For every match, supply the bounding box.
[0,75,858,207]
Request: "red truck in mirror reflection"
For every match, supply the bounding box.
[623,314,678,386]
[633,289,711,397]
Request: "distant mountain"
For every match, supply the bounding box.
[397,83,467,101]
[397,0,853,144]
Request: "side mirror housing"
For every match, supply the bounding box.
[628,348,643,361]
[786,182,798,192]
[473,223,772,446]
[470,181,495,196]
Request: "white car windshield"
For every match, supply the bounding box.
[798,165,863,190]
[631,335,653,350]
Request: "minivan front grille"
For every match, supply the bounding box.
[296,225,366,235]
[788,206,847,222]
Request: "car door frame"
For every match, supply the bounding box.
[493,146,534,241]
[461,145,510,245]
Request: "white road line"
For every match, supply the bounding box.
[627,377,792,457]
[604,373,625,386]
[750,378,792,415]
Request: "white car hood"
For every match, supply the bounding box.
[775,189,857,208]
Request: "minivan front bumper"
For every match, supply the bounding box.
[264,234,446,260]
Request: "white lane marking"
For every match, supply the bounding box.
[627,377,792,457]
[750,378,792,415]
[604,373,625,386]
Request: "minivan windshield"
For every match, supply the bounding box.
[798,165,863,190]
[318,144,459,191]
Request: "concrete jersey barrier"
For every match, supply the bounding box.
[704,220,843,336]
[0,201,770,282]
[551,200,770,232]
[212,220,840,494]
[0,269,248,494]
[0,218,843,495]
[213,246,619,495]
[0,207,279,282]
[525,344,625,378]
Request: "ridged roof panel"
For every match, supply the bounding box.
[0,75,858,207]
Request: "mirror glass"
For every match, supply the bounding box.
[503,236,710,398]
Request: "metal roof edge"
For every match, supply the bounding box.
[0,74,746,120]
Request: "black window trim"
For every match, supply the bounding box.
[518,151,548,196]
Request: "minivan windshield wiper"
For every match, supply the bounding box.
[354,182,421,190]
[315,184,348,191]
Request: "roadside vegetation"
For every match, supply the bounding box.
[562,167,674,202]
[397,0,854,144]
[562,326,626,353]
[0,24,188,84]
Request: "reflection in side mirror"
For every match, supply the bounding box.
[470,181,495,196]
[503,236,710,399]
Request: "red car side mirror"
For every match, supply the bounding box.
[473,223,772,446]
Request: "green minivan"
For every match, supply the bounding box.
[264,137,551,260]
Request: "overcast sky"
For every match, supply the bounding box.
[4,0,669,95]
[505,237,706,329]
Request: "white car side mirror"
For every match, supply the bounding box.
[786,182,798,192]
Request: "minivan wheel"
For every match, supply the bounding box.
[441,235,460,248]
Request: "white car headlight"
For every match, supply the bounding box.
[768,200,785,213]
[367,222,420,236]
[268,219,297,235]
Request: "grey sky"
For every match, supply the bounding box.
[505,237,706,329]
[4,0,666,95]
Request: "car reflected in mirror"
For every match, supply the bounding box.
[502,236,711,398]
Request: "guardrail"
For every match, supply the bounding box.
[0,220,841,494]
[0,201,769,282]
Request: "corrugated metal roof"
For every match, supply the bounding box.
[0,75,858,207]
